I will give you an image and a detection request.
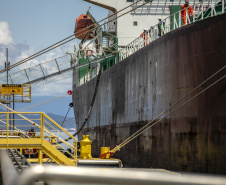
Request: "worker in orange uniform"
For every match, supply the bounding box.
[181,0,193,26]
[140,28,148,46]
[28,127,36,137]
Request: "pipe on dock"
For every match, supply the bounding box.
[78,159,122,167]
[0,149,18,185]
[17,165,226,185]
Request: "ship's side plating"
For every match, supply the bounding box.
[73,14,226,174]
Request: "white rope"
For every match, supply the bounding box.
[17,94,68,112]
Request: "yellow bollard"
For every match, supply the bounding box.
[51,137,56,144]
[79,135,92,159]
[100,147,110,159]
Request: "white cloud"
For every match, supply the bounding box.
[0,51,5,68]
[0,22,14,45]
[0,22,76,97]
[32,77,72,97]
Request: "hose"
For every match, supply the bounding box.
[61,107,71,127]
[59,61,102,143]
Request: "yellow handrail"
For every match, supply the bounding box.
[0,102,75,148]
[0,103,77,166]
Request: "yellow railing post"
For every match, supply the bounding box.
[6,113,9,146]
[40,113,44,165]
[20,148,23,154]
[40,113,44,145]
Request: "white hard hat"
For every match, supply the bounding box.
[144,28,147,31]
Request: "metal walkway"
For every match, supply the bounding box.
[0,54,76,86]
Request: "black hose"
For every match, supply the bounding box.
[61,107,71,127]
[59,61,102,143]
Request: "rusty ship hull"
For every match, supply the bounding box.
[73,14,226,174]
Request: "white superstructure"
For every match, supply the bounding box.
[83,0,213,47]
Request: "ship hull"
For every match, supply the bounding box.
[73,14,226,174]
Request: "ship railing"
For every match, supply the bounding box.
[0,109,77,166]
[75,0,225,86]
[131,0,216,15]
[77,53,116,86]
[119,0,225,61]
[10,165,226,185]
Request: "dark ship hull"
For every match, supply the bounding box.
[73,14,226,174]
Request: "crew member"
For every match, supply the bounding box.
[158,19,165,36]
[140,28,148,46]
[181,0,193,26]
[28,127,36,137]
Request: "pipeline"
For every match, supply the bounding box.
[78,159,122,167]
[0,149,19,185]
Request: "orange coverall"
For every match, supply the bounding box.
[181,5,193,26]
[140,32,147,46]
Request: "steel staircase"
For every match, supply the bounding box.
[0,103,77,166]
[7,149,31,174]
[0,139,75,166]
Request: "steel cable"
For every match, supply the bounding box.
[19,0,151,69]
[114,64,226,150]
[0,0,216,75]
[110,65,226,153]
[0,0,145,74]
[18,94,69,112]
[61,107,71,127]
[113,74,226,153]
[0,42,119,85]
[0,0,153,143]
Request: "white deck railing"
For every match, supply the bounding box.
[77,0,225,86]
[119,0,225,60]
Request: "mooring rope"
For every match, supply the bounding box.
[106,64,226,157]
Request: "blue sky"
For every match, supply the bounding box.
[0,0,108,117]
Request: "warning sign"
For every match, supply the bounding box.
[1,84,23,95]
